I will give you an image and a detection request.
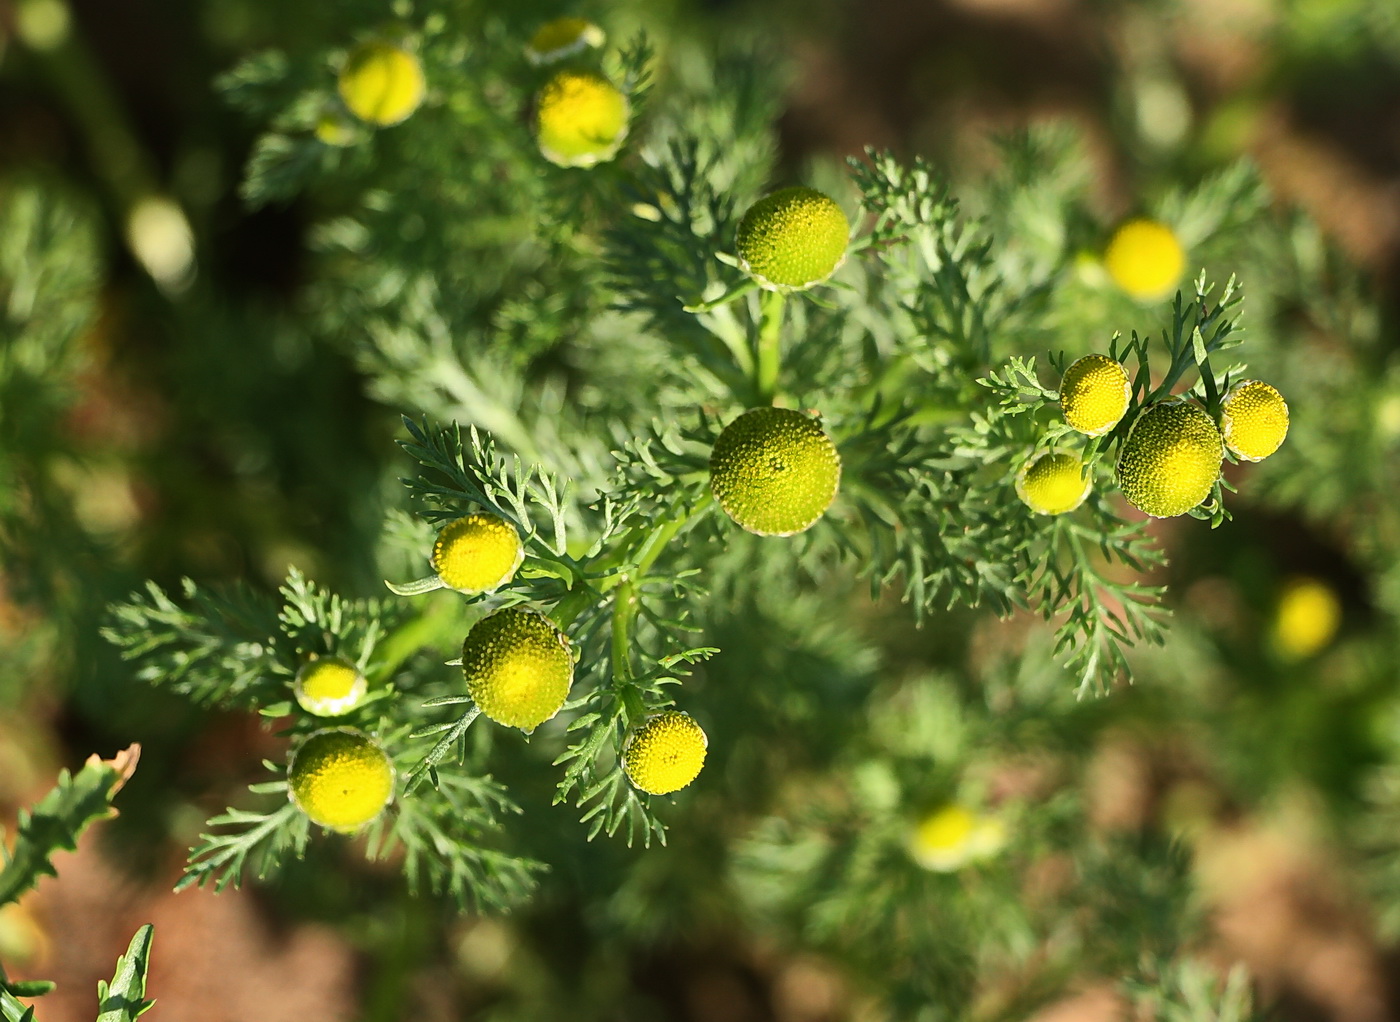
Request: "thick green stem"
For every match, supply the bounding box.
[754,288,786,405]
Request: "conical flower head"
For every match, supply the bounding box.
[709,407,841,537]
[624,711,708,795]
[461,607,573,731]
[338,42,425,127]
[1104,218,1185,302]
[535,68,629,168]
[736,187,849,291]
[525,17,604,64]
[1016,451,1092,515]
[1060,354,1131,436]
[431,513,525,594]
[1115,400,1224,518]
[288,727,395,831]
[294,655,367,717]
[1221,379,1289,461]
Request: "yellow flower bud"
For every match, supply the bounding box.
[623,711,708,795]
[1272,577,1341,660]
[461,607,573,731]
[1016,450,1092,515]
[907,804,1006,872]
[1104,218,1185,302]
[736,187,850,291]
[535,68,629,168]
[1115,400,1223,518]
[1221,379,1289,462]
[294,655,367,717]
[338,42,426,127]
[431,513,525,595]
[1060,354,1131,436]
[288,728,394,831]
[709,407,841,537]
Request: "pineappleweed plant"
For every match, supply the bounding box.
[101,16,1295,915]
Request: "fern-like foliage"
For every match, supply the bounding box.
[0,746,140,907]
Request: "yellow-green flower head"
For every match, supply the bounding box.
[525,17,605,65]
[1015,450,1092,515]
[431,513,525,595]
[294,654,367,717]
[288,727,394,831]
[338,42,426,127]
[1104,218,1186,302]
[1272,576,1341,661]
[1221,379,1289,462]
[314,111,357,147]
[736,187,850,291]
[907,804,1006,872]
[1060,353,1132,436]
[623,710,708,795]
[461,607,573,732]
[709,407,841,537]
[535,68,629,169]
[1115,400,1224,518]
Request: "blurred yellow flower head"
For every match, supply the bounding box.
[1272,576,1341,660]
[907,804,1006,872]
[1104,218,1185,302]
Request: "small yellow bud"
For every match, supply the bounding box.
[709,407,841,537]
[907,804,1006,872]
[294,655,367,717]
[1272,577,1341,660]
[525,17,605,65]
[314,111,357,147]
[1221,379,1289,462]
[1115,400,1223,518]
[623,710,708,795]
[535,68,629,168]
[288,728,395,831]
[735,187,850,291]
[338,42,426,127]
[1104,218,1185,302]
[1060,354,1131,436]
[1016,450,1092,515]
[461,607,573,731]
[431,513,525,595]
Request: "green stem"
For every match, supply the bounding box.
[754,288,786,405]
[406,706,482,794]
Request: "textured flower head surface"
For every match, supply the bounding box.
[1221,379,1289,462]
[735,187,850,291]
[1016,450,1092,515]
[1115,400,1224,518]
[907,805,1006,872]
[461,607,573,731]
[431,512,525,594]
[1104,218,1185,302]
[623,710,708,795]
[338,42,425,127]
[294,655,367,717]
[525,17,604,64]
[1059,354,1131,436]
[709,407,841,537]
[535,68,629,168]
[288,728,395,831]
[1272,576,1341,661]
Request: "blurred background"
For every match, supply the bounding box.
[2,0,1400,1019]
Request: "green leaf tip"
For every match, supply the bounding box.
[96,924,155,1022]
[0,745,141,908]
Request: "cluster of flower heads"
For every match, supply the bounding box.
[1016,350,1290,519]
[320,18,631,169]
